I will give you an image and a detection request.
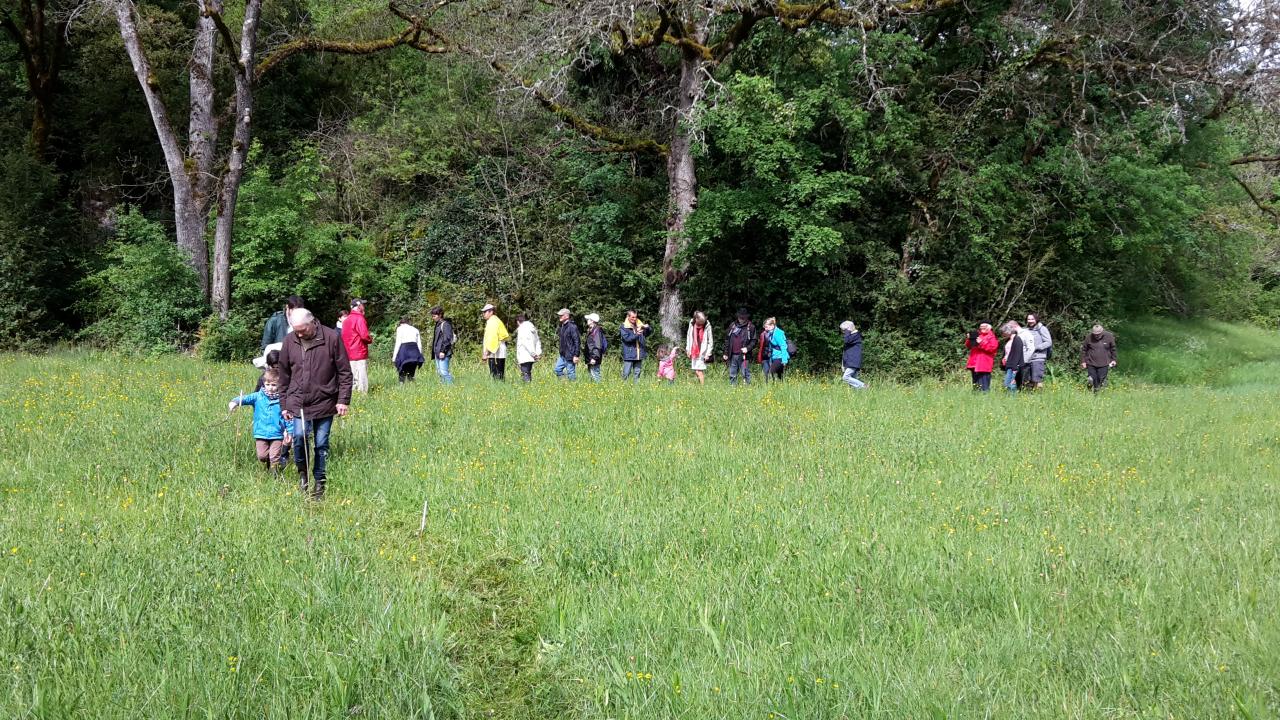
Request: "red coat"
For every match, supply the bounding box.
[341,310,371,361]
[965,330,999,373]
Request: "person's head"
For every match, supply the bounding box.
[626,309,638,323]
[764,317,777,330]
[338,308,349,319]
[657,344,670,356]
[350,299,366,314]
[979,322,992,333]
[399,315,412,326]
[840,320,856,334]
[558,308,571,324]
[261,368,281,395]
[1000,321,1015,338]
[516,313,528,325]
[736,308,750,323]
[693,311,707,327]
[1091,323,1105,337]
[585,312,600,328]
[289,308,317,339]
[1008,320,1021,331]
[1026,313,1039,327]
[264,349,280,369]
[482,303,495,319]
[430,306,444,321]
[285,295,305,312]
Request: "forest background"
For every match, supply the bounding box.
[2,0,1279,376]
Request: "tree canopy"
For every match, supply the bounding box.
[0,0,1277,370]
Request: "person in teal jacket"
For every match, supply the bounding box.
[763,317,790,380]
[228,368,292,471]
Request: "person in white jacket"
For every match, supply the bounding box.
[514,314,543,383]
[685,311,714,384]
[391,316,425,383]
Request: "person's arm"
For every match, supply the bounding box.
[277,344,294,418]
[1041,326,1052,351]
[357,315,372,345]
[621,326,637,343]
[392,327,404,362]
[1081,336,1089,367]
[1109,335,1117,365]
[260,316,274,351]
[705,327,713,358]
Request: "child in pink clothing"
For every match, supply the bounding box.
[656,345,678,384]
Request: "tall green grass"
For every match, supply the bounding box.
[1118,317,1280,388]
[2,338,1279,718]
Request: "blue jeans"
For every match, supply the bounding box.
[554,356,577,380]
[729,354,751,384]
[293,415,333,479]
[587,362,602,382]
[435,357,453,384]
[1003,368,1019,394]
[842,367,866,389]
[621,360,643,382]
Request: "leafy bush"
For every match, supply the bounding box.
[196,311,262,363]
[80,208,206,354]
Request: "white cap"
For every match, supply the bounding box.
[584,313,600,324]
[252,342,283,368]
[840,320,856,332]
[557,308,571,317]
[481,303,496,314]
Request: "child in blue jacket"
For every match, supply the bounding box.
[229,368,291,470]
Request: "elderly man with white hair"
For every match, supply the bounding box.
[839,320,867,389]
[276,308,352,500]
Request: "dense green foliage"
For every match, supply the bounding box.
[3,335,1279,717]
[0,0,1277,373]
[79,209,207,354]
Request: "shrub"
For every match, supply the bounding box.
[80,208,206,354]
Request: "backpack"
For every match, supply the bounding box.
[786,337,798,356]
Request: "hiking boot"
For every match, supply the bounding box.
[311,477,326,501]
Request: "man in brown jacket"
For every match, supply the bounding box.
[278,308,352,499]
[1080,324,1118,392]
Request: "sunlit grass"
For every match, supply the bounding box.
[2,349,1279,718]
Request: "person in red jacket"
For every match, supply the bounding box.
[964,321,999,392]
[342,299,373,393]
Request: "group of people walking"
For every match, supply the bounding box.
[240,295,1115,500]
[965,313,1117,393]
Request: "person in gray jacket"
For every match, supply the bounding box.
[1026,313,1052,389]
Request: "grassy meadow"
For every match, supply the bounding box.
[3,328,1280,718]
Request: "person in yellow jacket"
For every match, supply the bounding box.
[481,303,510,381]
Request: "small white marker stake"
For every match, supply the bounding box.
[418,498,429,537]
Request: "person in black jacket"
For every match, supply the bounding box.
[1000,321,1026,394]
[839,321,867,389]
[723,308,757,385]
[583,313,606,382]
[429,306,455,384]
[554,308,581,381]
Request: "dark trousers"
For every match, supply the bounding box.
[519,361,534,382]
[398,364,419,383]
[971,370,992,392]
[769,359,785,380]
[728,354,751,384]
[488,357,506,381]
[1087,365,1109,391]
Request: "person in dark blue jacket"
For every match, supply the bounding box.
[839,321,867,389]
[619,309,653,382]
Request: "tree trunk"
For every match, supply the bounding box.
[211,0,263,320]
[3,0,65,160]
[111,0,210,298]
[658,47,706,344]
[188,1,220,227]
